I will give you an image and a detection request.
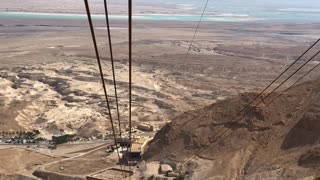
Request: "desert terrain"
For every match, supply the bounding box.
[0,2,320,179]
[145,79,320,179]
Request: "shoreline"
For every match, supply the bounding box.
[2,11,320,23]
[0,11,260,23]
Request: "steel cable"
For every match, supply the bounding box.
[103,0,125,167]
[183,0,210,64]
[83,0,123,171]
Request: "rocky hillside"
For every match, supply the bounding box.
[0,58,219,139]
[145,79,320,179]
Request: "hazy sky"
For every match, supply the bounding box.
[3,0,320,8]
[224,0,320,7]
[146,0,320,8]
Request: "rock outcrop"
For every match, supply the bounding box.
[145,79,320,179]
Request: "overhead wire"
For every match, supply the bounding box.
[178,40,320,166]
[240,49,320,118]
[128,0,133,171]
[228,39,320,120]
[103,0,125,166]
[128,0,132,147]
[181,4,320,144]
[216,59,320,143]
[179,39,320,142]
[201,39,320,141]
[84,0,320,173]
[265,60,320,108]
[83,0,123,171]
[183,0,210,64]
[212,49,320,144]
[182,47,320,164]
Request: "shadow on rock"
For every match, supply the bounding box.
[281,114,320,150]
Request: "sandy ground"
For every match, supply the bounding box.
[0,147,57,177]
[0,142,120,179]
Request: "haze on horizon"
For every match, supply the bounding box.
[2,0,320,12]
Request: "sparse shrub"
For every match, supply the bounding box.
[52,134,75,145]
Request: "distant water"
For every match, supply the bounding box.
[0,12,259,22]
[1,8,320,23]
